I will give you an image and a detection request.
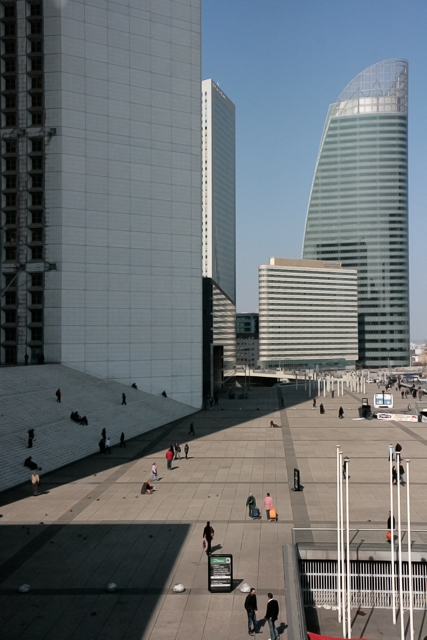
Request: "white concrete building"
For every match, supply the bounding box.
[259,258,358,370]
[0,0,202,408]
[201,79,235,304]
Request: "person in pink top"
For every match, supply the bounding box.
[264,493,273,520]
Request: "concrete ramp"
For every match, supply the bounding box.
[0,364,197,493]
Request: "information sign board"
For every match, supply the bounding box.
[208,554,233,593]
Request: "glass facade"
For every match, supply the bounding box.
[302,59,410,367]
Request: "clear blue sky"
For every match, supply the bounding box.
[202,0,427,342]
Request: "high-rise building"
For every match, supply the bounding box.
[236,313,259,368]
[302,59,410,367]
[201,79,235,303]
[201,79,236,396]
[0,0,202,407]
[259,258,358,370]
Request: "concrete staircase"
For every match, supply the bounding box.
[0,364,197,493]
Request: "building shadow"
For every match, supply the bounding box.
[0,522,191,639]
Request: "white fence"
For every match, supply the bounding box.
[300,559,427,610]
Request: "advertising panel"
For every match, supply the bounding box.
[374,393,393,409]
[208,554,233,593]
[377,413,418,422]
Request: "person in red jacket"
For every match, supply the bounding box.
[166,446,174,470]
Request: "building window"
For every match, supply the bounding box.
[30,40,42,53]
[5,247,16,260]
[5,77,16,90]
[31,138,43,152]
[4,328,17,342]
[31,292,42,305]
[30,327,43,341]
[31,210,42,224]
[5,194,17,207]
[4,113,16,126]
[31,274,43,287]
[31,309,42,323]
[31,76,42,89]
[31,228,43,242]
[4,347,16,364]
[31,246,43,260]
[5,140,17,154]
[31,192,42,206]
[5,158,16,171]
[5,212,16,224]
[5,176,16,189]
[5,291,16,305]
[30,21,42,35]
[5,310,16,323]
[31,175,43,188]
[31,112,43,125]
[31,156,42,171]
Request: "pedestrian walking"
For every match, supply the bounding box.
[401,390,405,399]
[214,394,219,406]
[99,438,106,454]
[31,470,40,496]
[342,458,350,480]
[27,428,35,448]
[121,393,127,405]
[264,493,273,521]
[313,397,316,408]
[320,403,325,415]
[166,446,174,470]
[174,443,181,460]
[395,443,402,457]
[106,437,111,454]
[101,428,106,441]
[387,511,395,530]
[338,406,344,419]
[55,388,61,403]
[24,353,29,365]
[151,462,159,481]
[392,465,397,485]
[188,422,195,436]
[184,443,189,459]
[399,463,405,485]
[265,592,279,640]
[120,432,126,448]
[203,521,214,555]
[244,587,258,636]
[246,493,256,518]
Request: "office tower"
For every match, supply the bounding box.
[303,59,410,367]
[201,79,235,303]
[236,312,259,368]
[0,0,202,407]
[201,79,236,395]
[259,258,358,370]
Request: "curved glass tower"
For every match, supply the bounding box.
[302,59,410,367]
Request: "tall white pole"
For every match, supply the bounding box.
[305,373,307,391]
[309,379,311,398]
[345,458,351,638]
[324,378,326,397]
[363,377,366,394]
[296,372,298,389]
[340,451,346,637]
[336,445,342,623]
[406,459,414,640]
[390,443,396,625]
[397,452,404,640]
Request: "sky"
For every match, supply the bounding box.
[202,0,427,342]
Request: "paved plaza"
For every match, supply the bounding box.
[1,381,427,639]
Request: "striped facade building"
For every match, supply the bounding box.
[258,258,358,370]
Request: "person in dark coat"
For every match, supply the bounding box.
[392,466,397,485]
[101,428,106,441]
[188,423,195,436]
[55,388,61,403]
[203,521,214,556]
[246,493,256,518]
[338,406,344,419]
[184,443,189,459]
[120,432,126,448]
[27,429,35,448]
[244,587,258,635]
[265,592,279,640]
[387,511,395,530]
[24,456,40,470]
[320,403,325,414]
[162,390,167,397]
[99,439,106,454]
[313,398,316,408]
[24,353,29,365]
[121,393,127,405]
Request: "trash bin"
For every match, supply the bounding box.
[331,390,335,398]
